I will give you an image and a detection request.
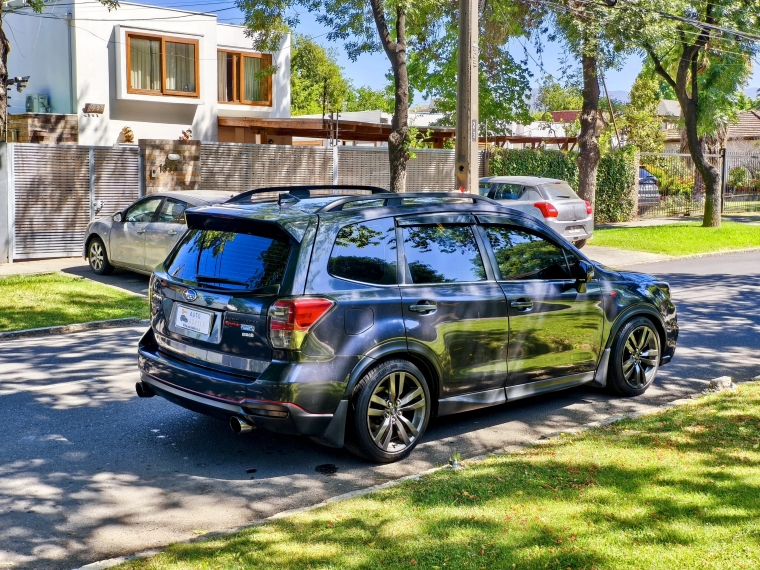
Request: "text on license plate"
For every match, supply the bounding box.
[566,226,584,234]
[175,305,213,335]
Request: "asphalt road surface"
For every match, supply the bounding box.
[1,251,759,569]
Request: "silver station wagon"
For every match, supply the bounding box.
[479,176,594,248]
[84,190,237,275]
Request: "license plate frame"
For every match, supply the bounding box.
[174,304,214,336]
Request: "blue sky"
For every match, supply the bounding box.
[143,0,758,103]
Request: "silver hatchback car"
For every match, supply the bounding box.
[479,176,594,248]
[84,190,237,275]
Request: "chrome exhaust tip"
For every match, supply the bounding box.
[135,382,155,398]
[230,416,254,434]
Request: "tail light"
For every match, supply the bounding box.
[533,201,559,218]
[268,297,335,350]
[585,200,593,215]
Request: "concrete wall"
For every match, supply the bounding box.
[6,3,75,115]
[5,0,291,145]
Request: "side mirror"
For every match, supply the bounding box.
[112,212,123,223]
[574,260,594,293]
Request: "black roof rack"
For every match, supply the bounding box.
[318,192,502,212]
[225,185,390,205]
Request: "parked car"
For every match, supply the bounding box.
[136,186,678,463]
[479,176,593,248]
[639,167,660,204]
[84,191,238,275]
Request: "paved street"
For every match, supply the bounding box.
[1,251,758,569]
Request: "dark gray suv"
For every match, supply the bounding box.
[137,187,678,463]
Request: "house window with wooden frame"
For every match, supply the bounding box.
[217,51,272,106]
[127,33,199,97]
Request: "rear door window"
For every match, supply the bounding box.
[493,183,524,200]
[328,220,397,285]
[402,225,486,284]
[156,199,188,224]
[165,230,292,291]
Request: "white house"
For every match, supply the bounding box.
[5,0,291,145]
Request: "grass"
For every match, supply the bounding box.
[590,221,760,256]
[0,273,148,332]
[117,383,760,570]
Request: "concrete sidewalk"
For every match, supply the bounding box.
[598,212,760,229]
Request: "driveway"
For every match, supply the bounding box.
[0,251,758,569]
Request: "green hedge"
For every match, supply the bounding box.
[488,148,637,223]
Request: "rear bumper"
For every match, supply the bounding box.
[137,329,338,438]
[545,216,593,242]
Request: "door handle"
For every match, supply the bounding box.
[168,230,178,236]
[135,229,146,235]
[409,301,437,314]
[510,300,533,310]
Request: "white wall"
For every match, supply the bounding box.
[5,0,291,144]
[6,1,75,114]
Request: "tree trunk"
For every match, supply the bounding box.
[577,53,601,214]
[387,6,408,193]
[0,10,10,143]
[370,0,408,193]
[677,81,721,227]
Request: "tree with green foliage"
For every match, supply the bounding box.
[620,74,664,153]
[0,0,118,140]
[236,0,437,192]
[631,0,759,227]
[535,77,583,113]
[406,0,534,134]
[346,85,395,113]
[290,36,352,116]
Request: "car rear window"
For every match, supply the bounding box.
[540,182,579,200]
[164,229,292,291]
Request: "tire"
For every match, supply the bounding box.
[574,239,587,249]
[607,317,661,397]
[344,359,431,463]
[87,237,115,275]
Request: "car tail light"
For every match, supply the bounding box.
[533,201,559,218]
[585,200,593,215]
[268,297,335,350]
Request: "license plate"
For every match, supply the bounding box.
[175,304,213,336]
[566,226,584,234]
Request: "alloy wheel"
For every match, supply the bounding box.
[621,324,660,390]
[89,242,104,271]
[366,371,427,453]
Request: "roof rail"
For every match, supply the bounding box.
[318,192,501,212]
[225,185,390,204]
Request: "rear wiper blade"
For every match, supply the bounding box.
[196,275,249,286]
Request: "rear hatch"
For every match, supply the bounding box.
[539,181,589,222]
[150,221,295,382]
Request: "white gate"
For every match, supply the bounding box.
[10,144,140,260]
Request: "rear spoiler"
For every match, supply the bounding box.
[185,209,301,242]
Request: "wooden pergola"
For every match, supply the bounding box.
[218,116,457,148]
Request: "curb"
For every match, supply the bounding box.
[71,376,745,570]
[590,245,760,268]
[0,318,150,342]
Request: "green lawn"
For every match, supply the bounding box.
[118,383,760,570]
[590,221,760,255]
[0,273,149,332]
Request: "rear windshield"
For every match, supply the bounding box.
[164,230,292,291]
[540,182,579,200]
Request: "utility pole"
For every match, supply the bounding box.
[454,0,479,193]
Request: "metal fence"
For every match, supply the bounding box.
[724,151,760,214]
[638,151,760,218]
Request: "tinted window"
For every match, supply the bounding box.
[403,225,486,284]
[165,229,292,291]
[484,227,571,280]
[328,221,397,285]
[540,182,579,200]
[156,199,187,224]
[126,197,163,222]
[521,188,543,201]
